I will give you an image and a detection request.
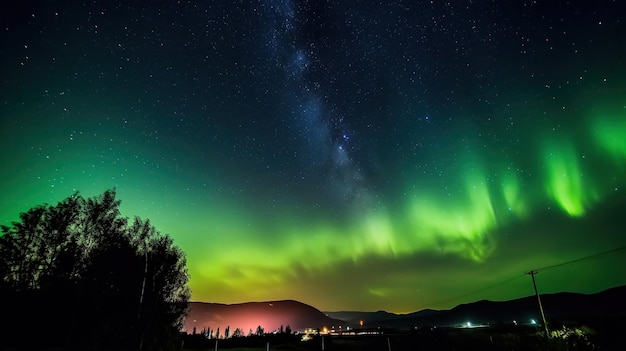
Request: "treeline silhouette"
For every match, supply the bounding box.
[183,325,301,350]
[0,190,190,351]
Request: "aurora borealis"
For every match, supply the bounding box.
[1,1,626,313]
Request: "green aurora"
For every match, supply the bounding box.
[1,1,626,313]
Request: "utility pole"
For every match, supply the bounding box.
[525,270,550,337]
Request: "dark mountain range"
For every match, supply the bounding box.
[326,285,626,329]
[185,286,626,335]
[184,300,343,335]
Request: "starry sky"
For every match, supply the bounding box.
[2,1,626,313]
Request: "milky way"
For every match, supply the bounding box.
[1,1,626,312]
[259,0,371,215]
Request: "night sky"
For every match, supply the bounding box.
[2,1,626,313]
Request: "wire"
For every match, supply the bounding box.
[526,245,626,274]
[429,245,626,309]
[432,274,525,307]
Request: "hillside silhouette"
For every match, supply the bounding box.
[185,299,343,335]
[328,285,626,328]
[185,286,626,334]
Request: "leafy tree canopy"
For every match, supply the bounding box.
[0,190,190,351]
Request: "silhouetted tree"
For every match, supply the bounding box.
[285,324,292,335]
[0,190,190,351]
[225,325,230,338]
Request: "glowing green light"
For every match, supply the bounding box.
[360,212,397,256]
[501,170,527,217]
[407,169,496,261]
[368,288,388,297]
[592,116,626,162]
[543,141,596,216]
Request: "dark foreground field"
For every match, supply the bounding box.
[184,324,624,351]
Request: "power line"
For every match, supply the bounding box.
[527,245,626,274]
[525,245,626,338]
[429,245,626,309]
[525,270,550,337]
[432,275,525,307]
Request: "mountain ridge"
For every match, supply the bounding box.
[326,285,626,328]
[186,285,626,333]
[185,299,344,334]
